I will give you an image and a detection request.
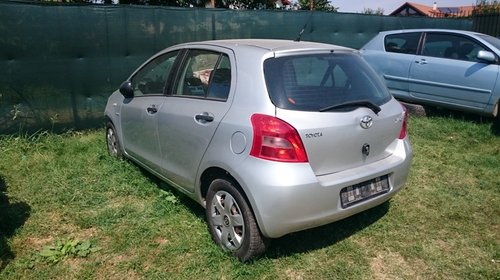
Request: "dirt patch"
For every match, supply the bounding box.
[370,250,424,280]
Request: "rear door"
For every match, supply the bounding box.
[363,32,421,98]
[409,32,498,110]
[120,51,179,173]
[157,48,233,192]
[266,52,404,176]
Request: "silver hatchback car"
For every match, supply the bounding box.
[104,39,413,261]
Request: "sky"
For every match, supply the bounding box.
[333,0,477,15]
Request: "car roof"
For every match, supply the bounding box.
[377,29,486,37]
[176,39,353,53]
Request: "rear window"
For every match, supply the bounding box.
[384,32,421,54]
[264,53,391,111]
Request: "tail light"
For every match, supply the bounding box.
[250,114,308,162]
[399,105,408,139]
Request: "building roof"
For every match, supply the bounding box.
[389,2,474,17]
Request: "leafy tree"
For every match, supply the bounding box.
[118,0,193,7]
[37,0,276,8]
[474,0,500,14]
[222,0,276,9]
[298,0,337,11]
[362,7,384,15]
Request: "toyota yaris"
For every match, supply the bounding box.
[104,39,413,261]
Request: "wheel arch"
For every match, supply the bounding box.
[104,114,113,123]
[199,167,256,214]
[200,167,235,203]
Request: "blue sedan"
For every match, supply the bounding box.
[361,29,500,118]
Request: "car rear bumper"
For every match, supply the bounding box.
[234,139,412,238]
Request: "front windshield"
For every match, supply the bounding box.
[264,52,391,112]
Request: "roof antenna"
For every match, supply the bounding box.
[295,11,314,42]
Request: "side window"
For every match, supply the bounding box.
[131,51,179,96]
[384,32,421,54]
[422,33,487,62]
[206,55,231,101]
[175,50,222,98]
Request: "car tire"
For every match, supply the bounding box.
[206,178,268,261]
[106,121,123,159]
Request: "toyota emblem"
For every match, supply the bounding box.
[360,115,373,129]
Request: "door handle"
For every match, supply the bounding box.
[415,59,428,65]
[195,113,214,122]
[147,105,158,114]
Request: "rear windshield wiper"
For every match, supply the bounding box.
[319,99,381,114]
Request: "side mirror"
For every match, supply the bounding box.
[119,81,134,98]
[476,50,496,63]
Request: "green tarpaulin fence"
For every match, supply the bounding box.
[0,1,472,134]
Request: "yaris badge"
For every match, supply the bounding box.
[360,116,373,129]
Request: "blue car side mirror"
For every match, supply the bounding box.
[477,50,496,63]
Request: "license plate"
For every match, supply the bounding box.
[340,175,390,208]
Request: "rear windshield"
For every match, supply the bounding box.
[264,52,391,111]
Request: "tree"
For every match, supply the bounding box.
[298,0,337,12]
[118,0,195,7]
[474,0,500,14]
[362,7,384,15]
[37,0,275,8]
[222,0,276,9]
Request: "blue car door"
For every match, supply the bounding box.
[409,32,498,110]
[362,32,421,99]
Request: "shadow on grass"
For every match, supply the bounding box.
[135,166,206,219]
[133,161,391,259]
[407,104,500,136]
[0,176,31,271]
[266,202,390,259]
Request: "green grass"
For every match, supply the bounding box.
[0,116,499,279]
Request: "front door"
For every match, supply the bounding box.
[157,49,234,192]
[409,32,498,110]
[121,51,179,173]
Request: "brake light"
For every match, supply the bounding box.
[250,114,308,162]
[399,105,408,139]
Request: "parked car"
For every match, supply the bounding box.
[361,29,500,118]
[104,39,413,261]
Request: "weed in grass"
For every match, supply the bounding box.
[38,239,100,264]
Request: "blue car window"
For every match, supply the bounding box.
[384,32,421,54]
[423,33,487,62]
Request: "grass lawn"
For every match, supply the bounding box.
[0,114,499,279]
